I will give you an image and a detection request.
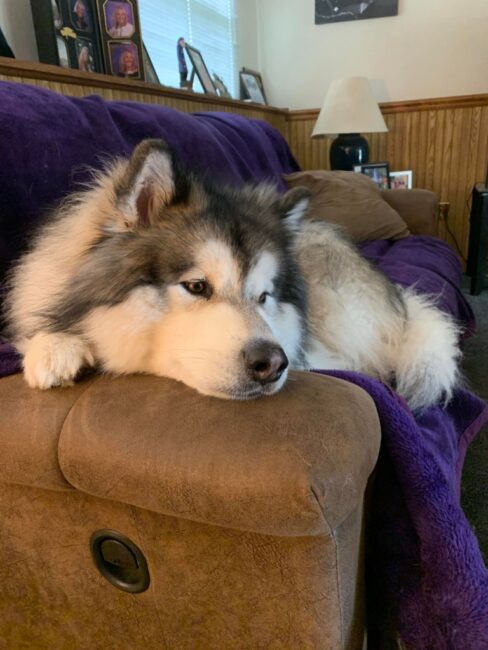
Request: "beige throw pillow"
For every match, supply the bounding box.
[284,170,410,242]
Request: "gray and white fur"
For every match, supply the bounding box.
[5,139,461,410]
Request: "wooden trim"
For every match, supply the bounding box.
[0,57,288,116]
[288,93,488,122]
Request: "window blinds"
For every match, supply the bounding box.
[139,0,237,96]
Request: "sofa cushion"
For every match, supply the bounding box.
[284,170,410,242]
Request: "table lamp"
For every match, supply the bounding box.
[312,76,388,170]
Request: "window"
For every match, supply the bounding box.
[139,0,237,96]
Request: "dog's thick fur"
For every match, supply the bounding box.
[5,139,461,410]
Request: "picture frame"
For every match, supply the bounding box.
[212,73,231,98]
[355,162,391,190]
[390,170,413,190]
[142,43,160,84]
[30,0,105,73]
[94,0,145,80]
[184,43,217,95]
[240,67,267,104]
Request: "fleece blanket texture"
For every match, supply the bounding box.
[0,81,486,648]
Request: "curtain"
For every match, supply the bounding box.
[139,0,237,96]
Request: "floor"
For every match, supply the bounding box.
[460,279,488,561]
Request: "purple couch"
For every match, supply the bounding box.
[0,81,487,649]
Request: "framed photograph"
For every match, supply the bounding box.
[94,0,145,80]
[240,70,266,105]
[315,0,399,25]
[357,162,391,190]
[240,67,267,104]
[142,43,160,84]
[212,73,231,98]
[184,44,217,94]
[390,170,413,190]
[108,40,140,78]
[30,0,104,72]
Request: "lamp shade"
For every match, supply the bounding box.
[312,77,388,137]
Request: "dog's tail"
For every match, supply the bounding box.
[394,290,462,412]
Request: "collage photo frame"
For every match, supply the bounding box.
[31,0,146,80]
[31,0,105,73]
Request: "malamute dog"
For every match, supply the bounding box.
[5,139,461,410]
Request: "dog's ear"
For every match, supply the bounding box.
[278,187,311,233]
[116,139,190,229]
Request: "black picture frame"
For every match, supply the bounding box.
[30,0,104,73]
[212,73,231,98]
[355,162,391,190]
[142,43,160,84]
[95,0,145,80]
[184,43,217,95]
[240,67,267,104]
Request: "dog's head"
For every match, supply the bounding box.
[62,139,311,399]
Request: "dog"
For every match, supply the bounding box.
[4,139,461,410]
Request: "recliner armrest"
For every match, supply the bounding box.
[382,188,439,236]
[57,372,381,536]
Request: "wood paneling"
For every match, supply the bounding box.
[0,57,288,133]
[287,95,488,256]
[1,57,487,256]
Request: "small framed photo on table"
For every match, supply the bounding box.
[184,43,217,94]
[240,67,267,104]
[240,69,267,105]
[390,170,413,189]
[355,162,391,190]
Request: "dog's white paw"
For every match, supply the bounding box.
[23,332,94,389]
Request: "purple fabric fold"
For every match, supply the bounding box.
[316,370,488,649]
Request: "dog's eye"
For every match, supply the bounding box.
[258,292,270,304]
[181,280,209,297]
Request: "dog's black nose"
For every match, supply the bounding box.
[243,340,289,385]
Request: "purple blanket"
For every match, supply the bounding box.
[0,81,486,647]
[319,371,488,649]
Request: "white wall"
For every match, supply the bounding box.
[0,0,38,61]
[236,0,258,72]
[255,0,488,109]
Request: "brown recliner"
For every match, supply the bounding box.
[0,370,380,650]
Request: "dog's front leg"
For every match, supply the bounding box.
[22,332,94,389]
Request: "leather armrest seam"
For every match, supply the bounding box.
[57,376,104,489]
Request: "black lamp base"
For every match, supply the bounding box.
[329,134,369,171]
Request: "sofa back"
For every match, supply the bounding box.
[0,81,299,279]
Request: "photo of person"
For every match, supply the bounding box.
[362,164,390,190]
[110,42,139,78]
[72,0,92,32]
[105,1,135,38]
[390,170,413,189]
[76,38,95,72]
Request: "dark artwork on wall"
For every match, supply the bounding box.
[315,0,398,24]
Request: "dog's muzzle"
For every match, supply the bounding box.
[242,339,289,385]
